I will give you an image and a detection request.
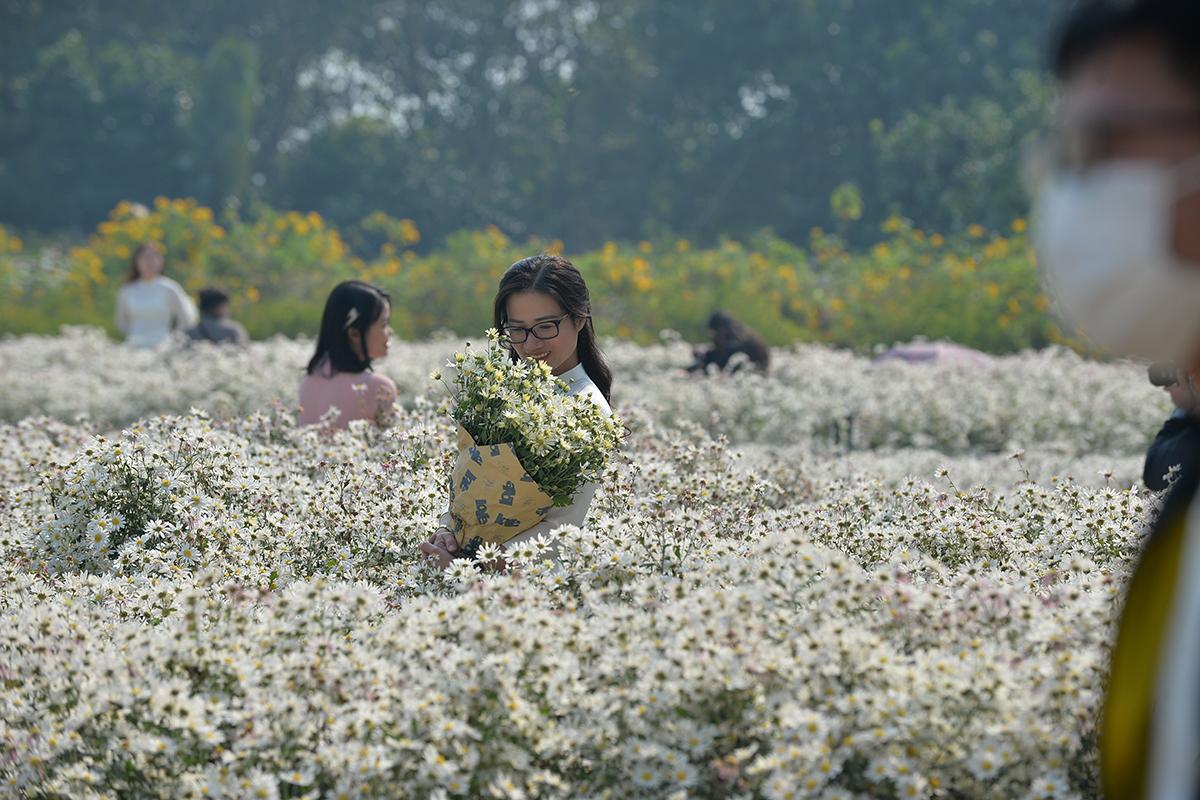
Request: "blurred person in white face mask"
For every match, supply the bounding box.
[115,242,198,348]
[1034,1,1200,796]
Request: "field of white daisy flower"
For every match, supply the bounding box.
[0,329,1171,798]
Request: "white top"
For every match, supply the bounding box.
[439,361,612,552]
[116,277,198,348]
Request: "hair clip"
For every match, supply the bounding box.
[344,307,360,328]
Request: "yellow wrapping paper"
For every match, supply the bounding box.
[448,426,554,548]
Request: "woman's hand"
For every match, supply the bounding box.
[428,527,459,553]
[419,541,454,570]
[420,527,458,571]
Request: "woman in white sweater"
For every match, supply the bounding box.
[421,255,614,568]
[115,242,197,348]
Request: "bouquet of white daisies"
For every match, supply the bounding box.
[434,329,624,547]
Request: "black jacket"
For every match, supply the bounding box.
[1152,415,1200,534]
[186,315,249,346]
[1144,414,1200,493]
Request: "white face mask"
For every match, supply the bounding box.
[1034,155,1200,364]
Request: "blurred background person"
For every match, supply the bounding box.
[186,288,249,346]
[872,340,992,367]
[1144,364,1197,491]
[1035,1,1200,796]
[115,242,197,348]
[687,310,770,375]
[299,280,396,429]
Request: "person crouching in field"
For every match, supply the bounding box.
[687,310,770,375]
[1034,1,1200,796]
[298,280,397,429]
[186,288,249,346]
[420,255,614,568]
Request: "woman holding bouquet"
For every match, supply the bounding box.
[421,254,615,568]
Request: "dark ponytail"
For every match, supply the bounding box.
[307,280,391,375]
[493,255,613,404]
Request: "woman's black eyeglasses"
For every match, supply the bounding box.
[501,315,570,343]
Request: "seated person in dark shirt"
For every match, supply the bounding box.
[687,311,770,375]
[187,288,249,346]
[1145,367,1198,491]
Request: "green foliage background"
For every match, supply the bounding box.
[1,1,1068,249]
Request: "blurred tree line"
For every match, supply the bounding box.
[0,0,1068,248]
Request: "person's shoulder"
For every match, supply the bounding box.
[327,369,395,395]
[583,384,612,417]
[155,276,186,290]
[367,371,398,396]
[571,369,611,416]
[302,358,335,382]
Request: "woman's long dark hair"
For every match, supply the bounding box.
[307,280,391,375]
[493,255,613,404]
